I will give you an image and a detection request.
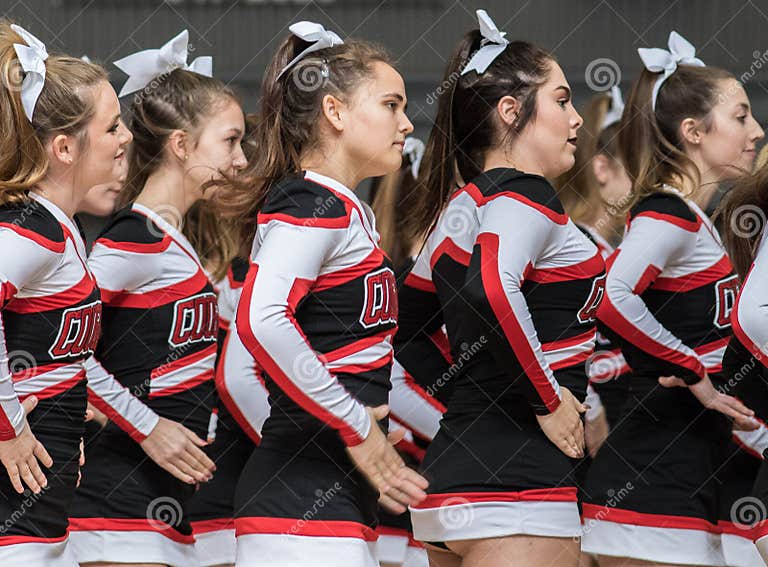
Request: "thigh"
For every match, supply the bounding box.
[449,535,580,567]
[425,547,461,567]
[596,557,705,567]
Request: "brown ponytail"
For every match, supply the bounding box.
[214,32,391,245]
[619,64,734,207]
[119,67,240,281]
[402,30,554,241]
[0,20,107,205]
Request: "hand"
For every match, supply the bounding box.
[659,374,757,430]
[0,396,53,494]
[346,405,428,514]
[585,407,609,459]
[139,417,216,484]
[536,387,586,458]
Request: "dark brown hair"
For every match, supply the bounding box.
[0,20,108,205]
[402,30,554,240]
[119,67,240,280]
[717,161,768,280]
[619,64,734,207]
[214,32,391,241]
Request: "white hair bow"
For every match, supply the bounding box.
[276,21,344,80]
[461,10,509,76]
[403,137,425,179]
[638,31,704,110]
[11,24,49,123]
[601,85,624,130]
[114,30,213,97]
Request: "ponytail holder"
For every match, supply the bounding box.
[461,9,509,76]
[276,21,343,81]
[638,31,704,110]
[114,30,213,97]
[403,137,425,179]
[10,24,48,123]
[600,85,624,130]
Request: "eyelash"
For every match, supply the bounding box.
[558,99,569,109]
[737,116,747,124]
[386,102,398,111]
[108,123,119,133]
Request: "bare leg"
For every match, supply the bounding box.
[449,535,580,567]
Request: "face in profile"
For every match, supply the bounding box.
[697,78,764,181]
[516,60,583,179]
[73,80,133,197]
[340,61,414,180]
[184,96,247,202]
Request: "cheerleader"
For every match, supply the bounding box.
[214,21,427,567]
[69,31,245,566]
[396,10,601,566]
[581,32,762,566]
[555,85,632,455]
[371,138,443,567]
[0,22,132,565]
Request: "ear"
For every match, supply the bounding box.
[49,133,76,166]
[592,154,611,185]
[679,117,703,146]
[320,93,345,133]
[167,129,189,162]
[496,95,522,128]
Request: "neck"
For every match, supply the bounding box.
[482,145,545,177]
[134,166,194,228]
[670,159,720,211]
[33,173,81,218]
[301,147,361,190]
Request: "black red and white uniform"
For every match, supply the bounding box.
[728,226,768,559]
[233,170,398,567]
[577,225,630,429]
[582,188,744,565]
[396,168,603,544]
[69,203,218,566]
[189,257,270,567]
[0,193,107,565]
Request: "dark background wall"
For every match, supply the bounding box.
[6,0,768,144]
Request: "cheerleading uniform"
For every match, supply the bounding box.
[582,189,740,565]
[396,168,603,545]
[70,203,217,566]
[0,193,106,565]
[233,170,398,567]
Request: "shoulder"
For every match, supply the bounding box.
[630,192,699,231]
[260,176,350,227]
[0,199,65,251]
[469,168,566,224]
[95,208,168,251]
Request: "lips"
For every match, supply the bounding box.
[567,137,578,147]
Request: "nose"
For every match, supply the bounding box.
[751,117,765,142]
[572,108,584,131]
[119,120,133,145]
[402,113,414,136]
[233,145,247,171]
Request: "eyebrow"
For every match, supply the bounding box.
[737,102,749,112]
[555,85,571,98]
[226,127,243,135]
[111,114,121,123]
